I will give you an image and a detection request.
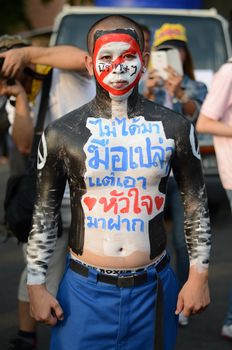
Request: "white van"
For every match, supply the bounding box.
[50,6,232,206]
[51,6,231,73]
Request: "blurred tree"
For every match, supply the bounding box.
[0,0,31,35]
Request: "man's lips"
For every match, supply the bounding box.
[110,80,128,89]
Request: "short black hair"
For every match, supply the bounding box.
[87,15,144,53]
[140,24,151,37]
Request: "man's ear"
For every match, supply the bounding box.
[142,51,150,69]
[85,54,94,76]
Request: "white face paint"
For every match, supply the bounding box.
[37,133,47,170]
[93,33,143,98]
[95,41,141,92]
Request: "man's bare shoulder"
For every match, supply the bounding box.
[43,100,95,151]
[53,101,94,129]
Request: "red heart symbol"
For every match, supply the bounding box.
[83,196,97,211]
[155,196,164,210]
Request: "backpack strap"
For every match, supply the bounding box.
[29,69,53,162]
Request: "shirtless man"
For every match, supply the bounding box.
[27,15,211,350]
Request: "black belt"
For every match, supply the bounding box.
[69,254,169,288]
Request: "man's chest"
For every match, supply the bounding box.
[66,116,175,215]
[83,116,175,178]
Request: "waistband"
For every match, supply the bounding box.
[71,250,167,275]
[69,253,170,288]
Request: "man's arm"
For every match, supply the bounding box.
[196,62,232,136]
[172,119,211,317]
[27,125,67,325]
[0,45,88,77]
[196,113,232,137]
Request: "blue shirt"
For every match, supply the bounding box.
[140,74,208,125]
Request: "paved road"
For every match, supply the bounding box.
[0,162,232,349]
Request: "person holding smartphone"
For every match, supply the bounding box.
[142,23,208,327]
[143,23,207,123]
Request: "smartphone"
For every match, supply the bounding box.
[150,48,183,80]
[167,48,183,76]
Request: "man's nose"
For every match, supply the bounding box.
[112,63,124,74]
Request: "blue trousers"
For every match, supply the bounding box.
[50,261,179,350]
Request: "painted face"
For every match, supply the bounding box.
[93,32,143,96]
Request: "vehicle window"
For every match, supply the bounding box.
[55,13,228,72]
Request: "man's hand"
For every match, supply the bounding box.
[0,48,28,78]
[175,265,210,317]
[27,284,64,326]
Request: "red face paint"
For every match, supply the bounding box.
[93,33,143,96]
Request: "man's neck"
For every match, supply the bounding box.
[94,84,139,119]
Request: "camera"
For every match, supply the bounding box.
[0,57,4,71]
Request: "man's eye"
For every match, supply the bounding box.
[99,55,112,61]
[123,54,136,60]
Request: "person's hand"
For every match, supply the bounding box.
[27,284,64,326]
[144,69,163,100]
[0,48,28,78]
[146,69,163,89]
[175,265,210,317]
[164,66,183,97]
[0,79,24,98]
